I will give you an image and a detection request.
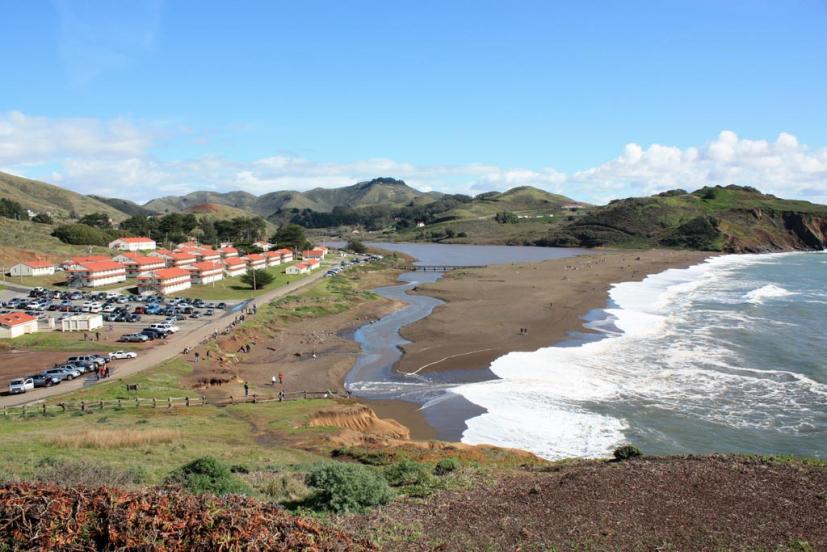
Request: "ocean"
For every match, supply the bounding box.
[455,251,827,460]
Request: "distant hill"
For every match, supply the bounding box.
[144,190,260,215]
[542,185,827,253]
[143,178,441,220]
[0,171,129,222]
[446,186,588,220]
[89,195,159,217]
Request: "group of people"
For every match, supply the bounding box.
[96,365,111,379]
[518,327,529,336]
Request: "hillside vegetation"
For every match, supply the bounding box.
[542,185,827,252]
[0,171,128,222]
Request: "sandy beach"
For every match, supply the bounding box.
[178,249,712,442]
[395,249,712,376]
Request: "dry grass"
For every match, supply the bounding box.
[51,428,181,449]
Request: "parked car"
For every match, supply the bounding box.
[109,350,138,360]
[8,378,35,394]
[32,373,60,388]
[43,368,76,381]
[205,309,214,316]
[119,333,150,343]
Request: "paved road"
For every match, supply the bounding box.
[1,268,330,408]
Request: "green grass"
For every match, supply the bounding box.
[0,357,335,485]
[0,331,132,352]
[174,262,306,300]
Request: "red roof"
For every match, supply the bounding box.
[142,267,191,281]
[245,253,265,261]
[0,311,37,327]
[115,237,154,243]
[224,258,246,266]
[273,248,292,255]
[166,252,196,261]
[20,261,53,268]
[74,261,125,272]
[127,256,166,266]
[192,261,223,271]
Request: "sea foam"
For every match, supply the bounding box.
[453,253,827,460]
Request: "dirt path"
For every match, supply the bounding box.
[0,268,330,408]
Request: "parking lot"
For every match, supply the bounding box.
[1,287,244,393]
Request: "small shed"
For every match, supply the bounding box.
[60,314,104,332]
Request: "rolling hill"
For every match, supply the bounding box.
[88,195,159,217]
[542,185,827,253]
[0,171,130,222]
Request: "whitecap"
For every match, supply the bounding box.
[743,284,794,304]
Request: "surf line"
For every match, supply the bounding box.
[404,348,494,376]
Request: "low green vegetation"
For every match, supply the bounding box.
[613,445,643,461]
[165,456,251,495]
[305,463,394,513]
[175,262,303,300]
[0,331,130,353]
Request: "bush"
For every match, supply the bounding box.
[384,460,434,487]
[31,213,53,224]
[613,445,643,461]
[306,463,393,513]
[240,268,274,290]
[434,457,461,476]
[51,223,116,246]
[165,456,250,495]
[346,239,367,254]
[34,459,146,486]
[258,472,311,503]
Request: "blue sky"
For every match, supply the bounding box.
[1,0,826,203]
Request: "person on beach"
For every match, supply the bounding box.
[278,372,284,385]
[194,351,200,364]
[271,375,276,386]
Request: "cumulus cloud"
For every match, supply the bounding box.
[569,130,827,203]
[2,111,827,205]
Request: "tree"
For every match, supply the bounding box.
[0,198,27,220]
[31,213,53,224]
[51,223,114,246]
[78,212,113,229]
[495,211,519,224]
[240,269,274,290]
[346,239,367,254]
[272,224,307,251]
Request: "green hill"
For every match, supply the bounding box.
[446,186,587,220]
[143,190,260,215]
[543,185,827,252]
[0,171,129,222]
[89,195,159,217]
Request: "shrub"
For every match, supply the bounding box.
[34,459,146,486]
[434,457,461,476]
[51,223,115,246]
[384,460,433,487]
[165,456,250,496]
[258,472,311,503]
[306,463,393,513]
[613,445,643,461]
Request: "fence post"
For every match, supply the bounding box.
[202,395,206,405]
[3,405,6,416]
[230,395,234,404]
[117,399,122,409]
[185,397,190,407]
[42,403,47,416]
[304,391,307,400]
[99,401,103,411]
[135,397,139,408]
[252,394,257,404]
[80,401,85,413]
[167,397,172,408]
[22,405,26,417]
[152,397,157,408]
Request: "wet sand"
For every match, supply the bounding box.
[396,249,712,376]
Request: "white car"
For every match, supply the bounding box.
[108,350,138,360]
[9,378,35,394]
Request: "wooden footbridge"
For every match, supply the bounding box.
[399,265,487,272]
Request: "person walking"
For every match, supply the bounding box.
[243,381,249,397]
[271,375,276,386]
[278,372,284,385]
[194,351,200,364]
[95,331,100,341]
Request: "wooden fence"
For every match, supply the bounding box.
[1,390,352,418]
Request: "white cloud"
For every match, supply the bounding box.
[2,110,827,205]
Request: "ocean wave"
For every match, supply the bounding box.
[744,284,794,304]
[454,252,827,460]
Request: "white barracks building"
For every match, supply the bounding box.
[137,267,192,295]
[108,237,157,251]
[189,261,224,285]
[68,261,127,288]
